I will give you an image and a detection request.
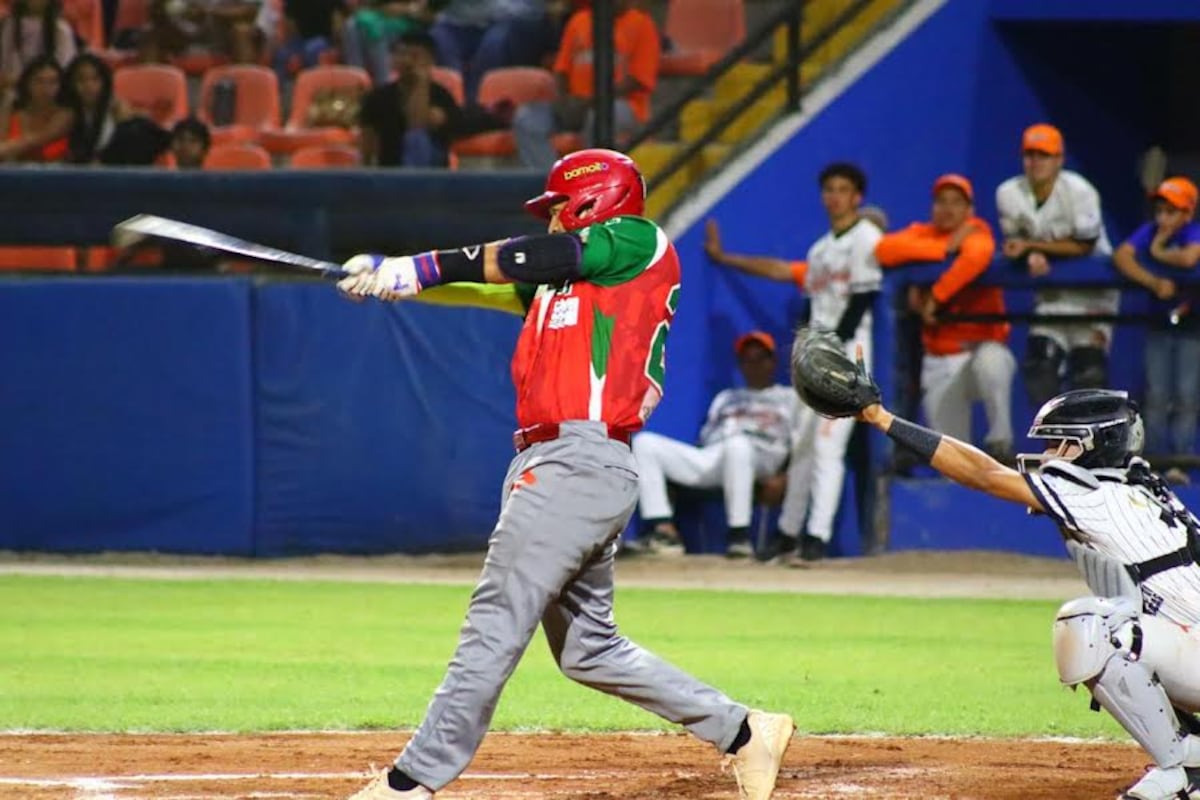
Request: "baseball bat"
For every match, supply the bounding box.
[111,214,348,278]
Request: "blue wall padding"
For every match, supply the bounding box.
[0,278,255,553]
[252,285,522,555]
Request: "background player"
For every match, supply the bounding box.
[852,381,1200,800]
[336,148,794,800]
[704,162,882,562]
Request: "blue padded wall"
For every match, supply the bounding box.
[0,278,255,553]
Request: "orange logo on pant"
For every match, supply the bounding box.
[512,469,537,491]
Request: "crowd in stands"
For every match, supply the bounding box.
[0,0,679,169]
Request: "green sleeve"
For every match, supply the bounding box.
[577,216,664,287]
[416,283,534,317]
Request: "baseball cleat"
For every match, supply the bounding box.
[726,710,794,800]
[1119,765,1195,800]
[347,769,434,799]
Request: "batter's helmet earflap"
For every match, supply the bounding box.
[524,148,645,231]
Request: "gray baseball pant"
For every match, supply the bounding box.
[395,421,748,791]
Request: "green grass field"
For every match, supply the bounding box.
[0,575,1120,738]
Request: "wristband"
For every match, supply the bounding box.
[886,418,943,464]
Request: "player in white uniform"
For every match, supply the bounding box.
[632,331,799,557]
[996,123,1116,407]
[859,385,1200,800]
[704,162,882,562]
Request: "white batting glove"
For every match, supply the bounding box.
[337,254,422,301]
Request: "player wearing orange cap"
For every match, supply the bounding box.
[996,123,1116,410]
[338,148,793,800]
[875,174,1017,458]
[1113,177,1200,475]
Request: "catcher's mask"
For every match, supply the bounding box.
[524,148,646,231]
[1017,389,1144,474]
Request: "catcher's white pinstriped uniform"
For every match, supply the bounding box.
[635,385,799,530]
[779,218,882,544]
[1028,459,1200,717]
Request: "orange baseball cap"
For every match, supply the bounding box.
[1022,123,1064,156]
[932,173,974,203]
[1153,177,1198,214]
[734,330,776,356]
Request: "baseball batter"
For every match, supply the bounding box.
[855,385,1200,800]
[337,148,794,800]
[705,162,882,562]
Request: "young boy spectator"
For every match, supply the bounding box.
[1112,177,1200,476]
[996,124,1115,408]
[631,332,799,558]
[512,0,658,170]
[358,32,461,167]
[169,116,211,168]
[876,174,1017,460]
[704,162,882,563]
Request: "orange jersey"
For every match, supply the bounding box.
[554,8,660,122]
[512,216,681,429]
[875,217,1008,356]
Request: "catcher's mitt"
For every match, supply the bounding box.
[790,327,881,418]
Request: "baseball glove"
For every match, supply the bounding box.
[790,327,881,418]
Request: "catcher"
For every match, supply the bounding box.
[793,327,1200,800]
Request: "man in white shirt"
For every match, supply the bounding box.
[632,331,799,558]
[995,123,1116,408]
[704,162,883,562]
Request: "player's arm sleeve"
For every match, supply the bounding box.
[834,291,878,341]
[1071,182,1106,242]
[698,390,727,443]
[930,230,996,305]
[874,225,947,267]
[577,216,664,286]
[415,282,533,316]
[995,183,1022,239]
[837,229,883,337]
[1023,461,1098,531]
[789,260,808,291]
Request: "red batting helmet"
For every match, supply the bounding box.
[524,148,645,231]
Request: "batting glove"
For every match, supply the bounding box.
[337,254,422,301]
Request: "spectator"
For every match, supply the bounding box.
[340,1,432,86]
[139,0,262,64]
[513,0,658,170]
[358,32,461,167]
[169,115,211,168]
[875,174,1017,460]
[1112,177,1200,478]
[0,0,77,99]
[63,53,134,163]
[631,331,799,558]
[269,0,345,84]
[704,162,883,564]
[996,124,1116,408]
[0,55,73,163]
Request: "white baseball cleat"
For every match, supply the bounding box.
[726,710,795,800]
[347,770,434,799]
[1120,765,1195,800]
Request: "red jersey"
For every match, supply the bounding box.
[511,216,681,430]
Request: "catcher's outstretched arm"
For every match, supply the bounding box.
[860,405,1044,512]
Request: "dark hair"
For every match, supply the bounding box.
[12,54,65,110]
[8,0,62,71]
[395,31,437,56]
[171,116,211,149]
[64,52,114,162]
[818,162,867,195]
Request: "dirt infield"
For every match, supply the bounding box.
[2,551,1120,798]
[0,731,1146,799]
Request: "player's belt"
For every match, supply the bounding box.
[1125,546,1195,584]
[513,423,634,453]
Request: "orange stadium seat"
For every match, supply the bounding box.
[63,0,105,49]
[289,144,361,168]
[431,66,465,106]
[203,142,273,170]
[0,246,78,272]
[260,65,369,154]
[113,64,188,127]
[452,67,556,158]
[197,65,281,145]
[659,0,745,76]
